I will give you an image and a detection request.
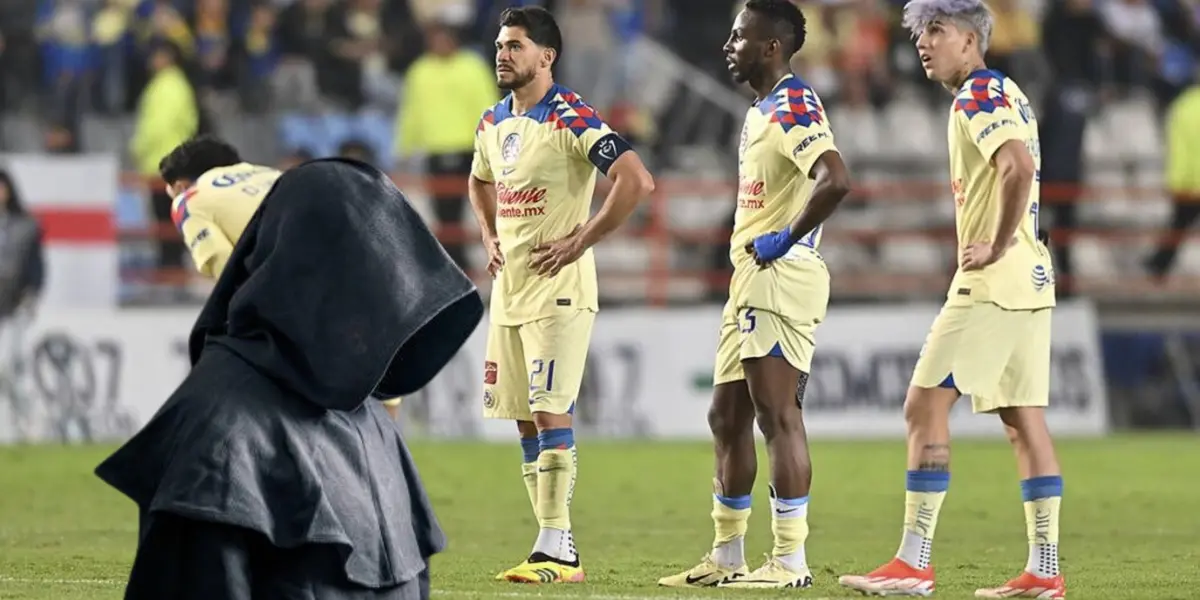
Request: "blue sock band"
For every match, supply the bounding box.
[715,494,752,510]
[776,495,809,507]
[520,437,540,463]
[1020,475,1063,502]
[906,470,951,493]
[538,428,575,452]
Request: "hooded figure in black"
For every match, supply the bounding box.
[95,158,484,599]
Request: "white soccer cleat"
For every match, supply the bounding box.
[657,553,749,587]
[716,555,813,589]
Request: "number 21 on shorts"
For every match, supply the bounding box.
[529,358,557,393]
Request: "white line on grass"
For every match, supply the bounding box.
[0,575,850,599]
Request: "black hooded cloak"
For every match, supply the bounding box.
[94,158,484,599]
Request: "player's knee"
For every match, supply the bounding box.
[516,420,538,439]
[753,405,804,441]
[707,402,747,442]
[903,385,955,429]
[532,410,572,432]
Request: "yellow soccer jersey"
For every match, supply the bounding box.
[731,74,839,314]
[171,162,282,278]
[471,84,632,326]
[946,69,1055,310]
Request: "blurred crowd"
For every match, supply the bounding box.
[0,0,1194,160]
[1,0,1200,298]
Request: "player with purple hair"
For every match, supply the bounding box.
[838,0,1065,598]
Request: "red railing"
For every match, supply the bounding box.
[116,172,1200,304]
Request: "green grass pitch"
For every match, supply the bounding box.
[1,435,1197,599]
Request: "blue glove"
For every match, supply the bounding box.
[750,230,794,262]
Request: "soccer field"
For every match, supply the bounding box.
[1,436,1196,599]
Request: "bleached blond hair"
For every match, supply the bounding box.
[902,0,994,55]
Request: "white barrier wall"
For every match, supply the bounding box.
[0,302,1108,444]
[0,154,120,309]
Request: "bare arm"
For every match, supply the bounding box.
[575,151,655,250]
[991,139,1036,253]
[468,175,498,240]
[785,150,852,242]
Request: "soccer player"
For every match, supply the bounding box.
[657,0,851,590]
[837,1,1064,598]
[160,136,413,419]
[160,135,282,281]
[468,6,655,585]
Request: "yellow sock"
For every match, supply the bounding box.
[896,471,950,570]
[535,448,573,531]
[1021,476,1062,578]
[520,437,540,520]
[769,486,809,571]
[710,479,750,569]
[521,462,539,517]
[530,429,577,563]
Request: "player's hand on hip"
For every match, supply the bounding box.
[746,230,792,268]
[961,238,1013,271]
[483,235,505,278]
[530,225,585,278]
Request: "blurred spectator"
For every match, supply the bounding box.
[1146,80,1200,278]
[338,138,376,164]
[395,19,496,270]
[1151,0,1200,114]
[320,0,384,111]
[0,169,46,392]
[130,40,197,270]
[1099,0,1164,91]
[273,0,330,112]
[239,2,279,113]
[558,0,621,110]
[36,0,96,153]
[191,0,233,92]
[1041,0,1111,296]
[987,0,1041,85]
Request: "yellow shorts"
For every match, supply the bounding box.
[482,310,596,420]
[379,397,403,407]
[713,301,818,386]
[910,302,1052,413]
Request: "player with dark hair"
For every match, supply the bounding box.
[469,5,655,585]
[160,135,281,280]
[838,1,1064,597]
[96,157,484,600]
[160,136,406,418]
[658,0,851,589]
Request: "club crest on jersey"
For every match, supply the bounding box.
[501,133,522,164]
[483,389,496,409]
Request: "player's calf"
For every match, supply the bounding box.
[839,385,956,596]
[994,407,1064,592]
[740,358,812,583]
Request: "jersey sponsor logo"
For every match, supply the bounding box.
[501,133,522,164]
[792,131,830,157]
[1031,264,1052,291]
[496,183,548,218]
[975,118,1019,144]
[191,228,209,249]
[737,178,765,209]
